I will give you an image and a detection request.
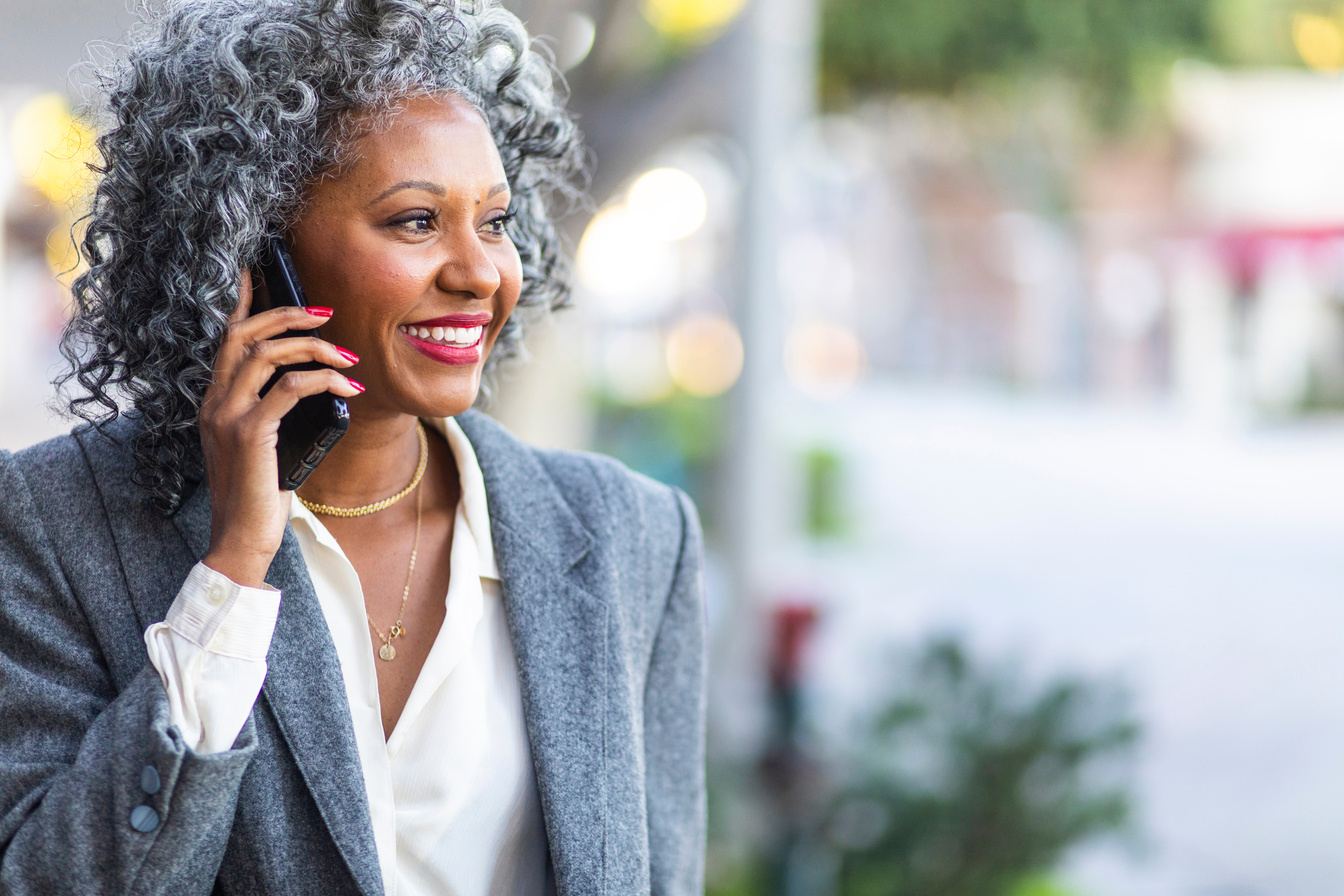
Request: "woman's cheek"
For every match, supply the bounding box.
[498,245,523,311]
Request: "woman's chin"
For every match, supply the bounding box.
[421,378,484,419]
[341,378,481,423]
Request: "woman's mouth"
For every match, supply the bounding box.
[398,324,486,366]
[398,324,484,347]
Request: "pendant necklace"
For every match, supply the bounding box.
[296,421,427,662]
[369,479,422,661]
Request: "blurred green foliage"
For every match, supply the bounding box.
[1210,0,1332,66]
[820,0,1218,118]
[589,391,727,531]
[803,447,848,540]
[827,638,1138,896]
[707,637,1138,896]
[1009,876,1084,896]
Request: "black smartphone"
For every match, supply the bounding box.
[252,234,350,490]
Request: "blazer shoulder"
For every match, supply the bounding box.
[460,408,694,539]
[5,417,139,515]
[533,443,692,542]
[6,429,96,511]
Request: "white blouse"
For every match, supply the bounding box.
[144,416,551,896]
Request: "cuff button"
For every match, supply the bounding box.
[130,805,160,833]
[206,583,227,606]
[140,765,161,795]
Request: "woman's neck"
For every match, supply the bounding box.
[294,411,425,509]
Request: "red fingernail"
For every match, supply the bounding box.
[308,306,334,318]
[346,377,365,393]
[336,347,359,364]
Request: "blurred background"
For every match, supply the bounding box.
[5,0,1344,893]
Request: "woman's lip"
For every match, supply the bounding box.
[402,328,483,366]
[406,313,493,328]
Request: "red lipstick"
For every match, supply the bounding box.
[400,314,492,367]
[405,313,493,328]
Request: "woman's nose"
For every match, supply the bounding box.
[436,227,501,300]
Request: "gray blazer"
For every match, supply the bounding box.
[0,409,706,895]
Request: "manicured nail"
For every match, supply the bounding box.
[335,347,359,364]
[346,377,365,393]
[307,306,334,318]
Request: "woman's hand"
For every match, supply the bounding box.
[199,271,363,588]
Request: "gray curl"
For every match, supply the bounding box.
[58,0,588,514]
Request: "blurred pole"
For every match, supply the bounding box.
[726,0,819,605]
[724,4,820,890]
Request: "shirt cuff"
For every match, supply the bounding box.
[167,562,281,660]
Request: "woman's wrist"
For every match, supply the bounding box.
[202,546,274,589]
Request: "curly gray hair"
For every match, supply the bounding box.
[58,0,586,513]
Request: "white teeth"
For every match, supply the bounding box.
[401,324,486,346]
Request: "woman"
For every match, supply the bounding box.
[0,1,706,894]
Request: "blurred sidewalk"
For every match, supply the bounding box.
[785,384,1344,896]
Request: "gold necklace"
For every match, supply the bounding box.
[368,480,422,662]
[296,423,428,518]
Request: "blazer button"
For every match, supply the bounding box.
[206,583,227,606]
[140,765,161,795]
[129,805,159,833]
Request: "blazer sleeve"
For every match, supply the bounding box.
[642,486,708,896]
[0,451,256,896]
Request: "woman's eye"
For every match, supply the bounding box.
[391,212,437,233]
[482,212,516,237]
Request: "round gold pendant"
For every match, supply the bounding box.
[379,643,396,662]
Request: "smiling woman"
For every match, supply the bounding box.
[0,2,706,896]
[288,94,520,418]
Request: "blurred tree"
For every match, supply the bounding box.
[820,0,1219,119]
[825,638,1138,896]
[588,392,728,532]
[802,447,848,540]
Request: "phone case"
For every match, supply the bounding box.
[254,235,350,490]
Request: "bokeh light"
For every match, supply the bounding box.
[10,93,96,206]
[640,0,747,42]
[665,313,744,397]
[576,203,680,320]
[559,12,596,71]
[626,167,708,241]
[45,222,84,292]
[1292,12,1344,72]
[784,321,867,400]
[599,327,674,405]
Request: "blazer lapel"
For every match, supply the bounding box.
[171,479,384,896]
[458,411,608,896]
[259,529,385,896]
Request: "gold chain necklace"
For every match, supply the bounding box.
[296,421,429,661]
[296,423,428,518]
[368,480,422,662]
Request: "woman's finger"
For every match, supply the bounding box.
[212,305,334,387]
[249,367,363,425]
[230,337,358,400]
[228,304,334,345]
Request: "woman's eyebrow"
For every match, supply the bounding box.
[366,179,445,206]
[487,182,509,199]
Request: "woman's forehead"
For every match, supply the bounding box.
[335,94,507,199]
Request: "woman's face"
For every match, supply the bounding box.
[286,92,519,422]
